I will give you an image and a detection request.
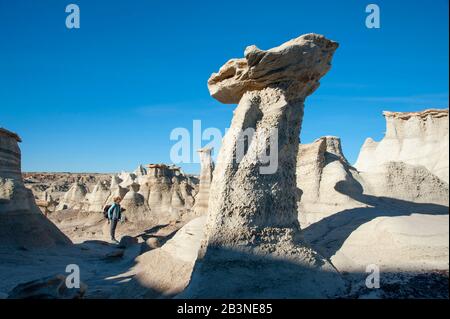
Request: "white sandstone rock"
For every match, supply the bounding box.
[355,109,449,183]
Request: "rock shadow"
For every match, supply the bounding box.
[302,180,449,260]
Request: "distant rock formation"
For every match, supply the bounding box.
[296,136,366,227]
[297,134,449,228]
[119,173,137,189]
[355,109,449,183]
[120,182,150,222]
[181,34,346,298]
[23,172,111,213]
[134,164,147,177]
[138,164,197,224]
[0,128,70,248]
[191,147,214,217]
[85,181,110,213]
[297,109,449,275]
[56,182,88,211]
[105,175,129,206]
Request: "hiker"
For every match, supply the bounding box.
[107,196,123,242]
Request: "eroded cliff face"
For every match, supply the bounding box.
[0,128,71,248]
[297,112,449,275]
[137,164,197,223]
[296,136,366,227]
[180,34,346,298]
[355,109,449,183]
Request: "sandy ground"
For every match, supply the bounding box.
[0,219,183,299]
[1,205,448,299]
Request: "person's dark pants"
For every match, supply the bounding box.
[110,219,118,240]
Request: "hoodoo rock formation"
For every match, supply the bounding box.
[296,136,366,227]
[180,34,346,298]
[57,182,88,211]
[0,128,70,248]
[191,147,214,217]
[355,109,449,183]
[86,181,111,213]
[120,182,150,222]
[138,164,197,224]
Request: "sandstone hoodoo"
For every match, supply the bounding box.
[296,136,365,227]
[355,109,449,183]
[138,164,197,224]
[57,181,88,211]
[180,34,346,298]
[120,182,150,222]
[191,147,214,217]
[0,128,71,248]
[86,181,110,213]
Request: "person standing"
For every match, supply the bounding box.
[107,196,123,242]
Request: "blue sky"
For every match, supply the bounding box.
[0,0,448,174]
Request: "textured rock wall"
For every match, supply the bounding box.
[0,128,71,248]
[296,136,366,227]
[355,109,449,183]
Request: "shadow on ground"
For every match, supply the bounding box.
[302,180,448,259]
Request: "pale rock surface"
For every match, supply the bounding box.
[106,175,129,205]
[360,161,449,206]
[116,216,206,298]
[86,181,110,212]
[134,164,147,177]
[191,147,214,218]
[138,164,196,224]
[355,109,449,183]
[299,125,449,274]
[330,213,449,273]
[120,182,151,222]
[0,128,70,248]
[119,173,137,189]
[296,136,366,227]
[181,34,346,298]
[7,274,87,299]
[56,182,88,211]
[24,173,111,212]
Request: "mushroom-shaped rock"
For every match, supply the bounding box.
[180,34,345,299]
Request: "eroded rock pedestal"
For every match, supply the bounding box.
[191,147,214,218]
[0,128,70,248]
[180,34,346,298]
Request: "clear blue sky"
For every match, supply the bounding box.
[0,0,448,174]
